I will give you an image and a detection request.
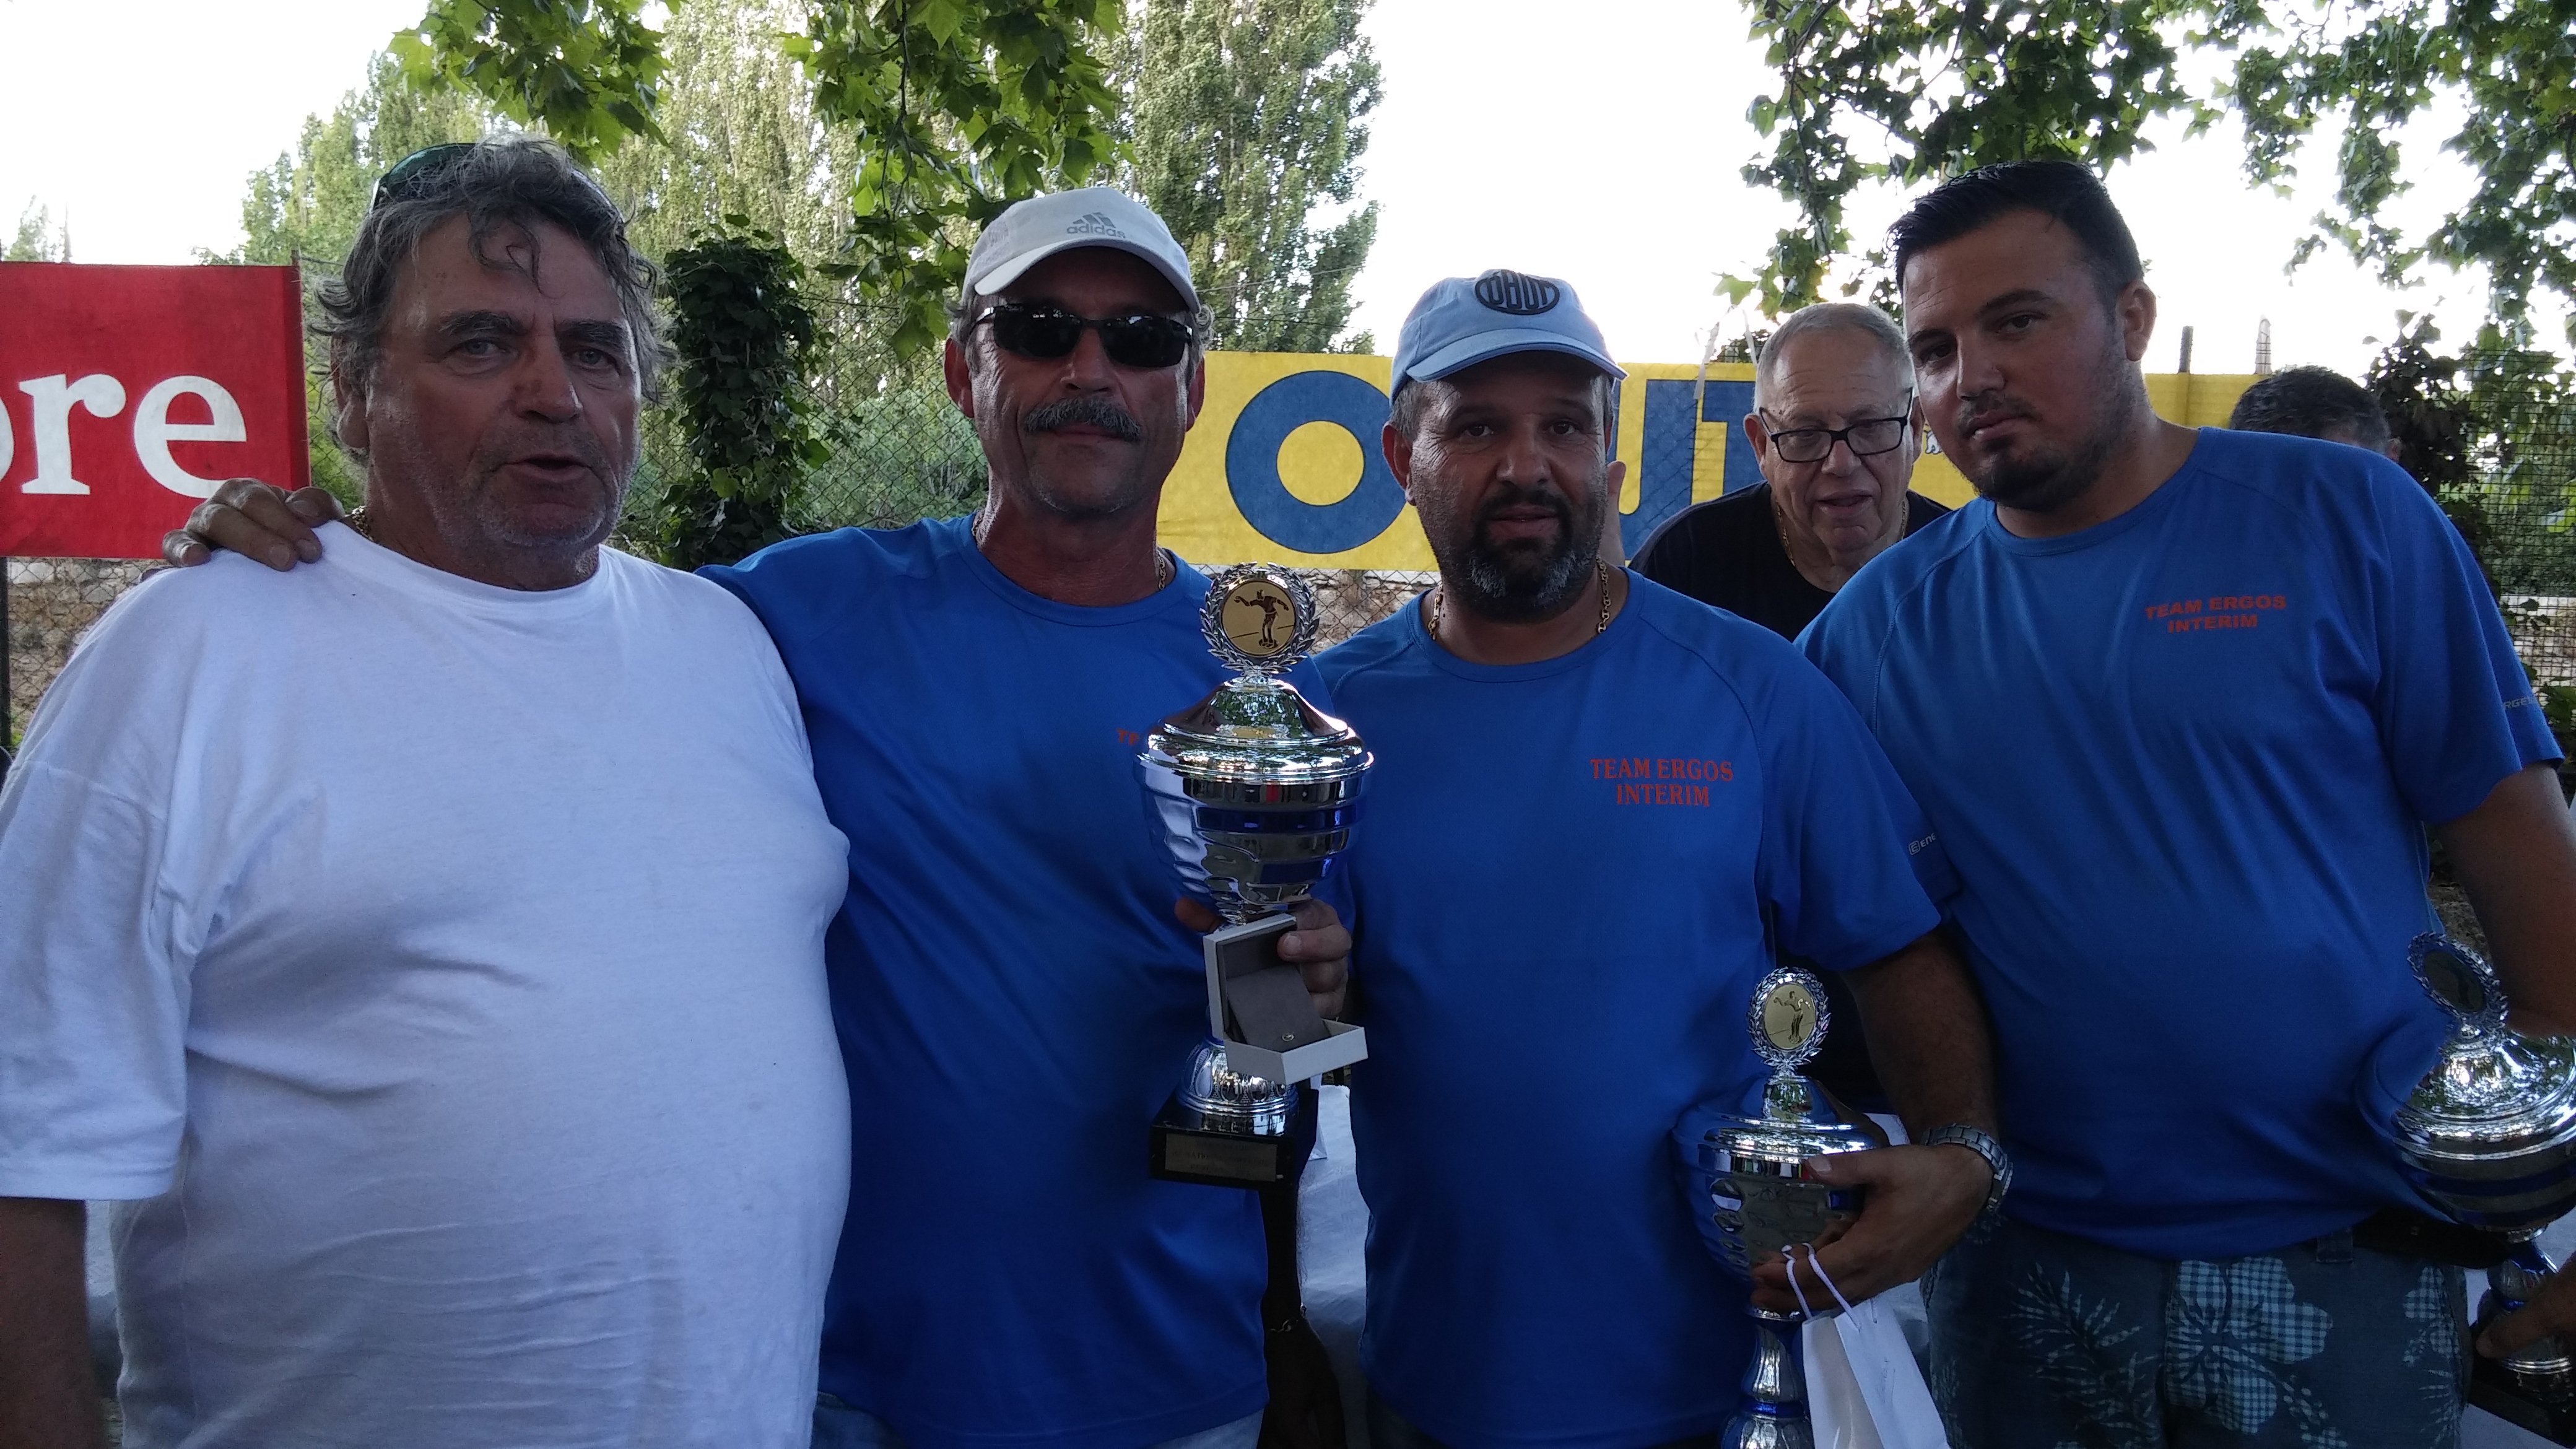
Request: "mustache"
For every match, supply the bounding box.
[1474,481,1575,534]
[1954,391,2036,440]
[1024,395,1145,443]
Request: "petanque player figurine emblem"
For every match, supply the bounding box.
[1687,967,1876,1448]
[1137,564,1371,1188]
[2385,933,2576,1438]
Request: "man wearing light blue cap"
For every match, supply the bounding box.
[1314,271,2003,1446]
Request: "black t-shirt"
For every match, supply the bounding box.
[1630,481,1951,1111]
[1630,482,1952,640]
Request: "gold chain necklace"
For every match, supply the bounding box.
[1430,559,1614,646]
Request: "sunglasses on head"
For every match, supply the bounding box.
[971,302,1196,370]
[369,141,616,213]
[372,143,476,210]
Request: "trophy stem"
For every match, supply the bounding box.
[1722,1315,1812,1449]
[2486,1235,2576,1409]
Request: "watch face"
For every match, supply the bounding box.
[1220,580,1299,660]
[1759,978,1820,1056]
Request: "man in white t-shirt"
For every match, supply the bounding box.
[0,137,853,1449]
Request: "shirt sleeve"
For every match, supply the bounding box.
[1751,657,1952,973]
[2358,463,2564,823]
[0,760,192,1200]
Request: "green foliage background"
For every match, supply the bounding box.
[1732,0,2576,348]
[215,0,1383,565]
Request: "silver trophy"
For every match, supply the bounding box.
[1138,564,1371,1188]
[1690,968,1876,1449]
[2388,932,2576,1439]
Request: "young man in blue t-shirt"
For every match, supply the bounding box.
[1318,271,2004,1448]
[1800,160,2576,1445]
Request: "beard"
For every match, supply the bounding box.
[1423,470,1608,624]
[1957,341,2137,515]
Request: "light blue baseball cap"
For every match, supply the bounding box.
[1390,269,1624,393]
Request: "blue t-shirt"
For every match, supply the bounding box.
[1316,576,1950,1448]
[1800,428,2563,1260]
[707,518,1333,1449]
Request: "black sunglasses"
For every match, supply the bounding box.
[972,303,1196,370]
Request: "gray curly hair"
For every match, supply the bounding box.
[316,135,672,451]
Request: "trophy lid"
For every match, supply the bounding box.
[2389,933,2576,1230]
[1749,967,1828,1075]
[1203,565,1320,676]
[1143,565,1368,786]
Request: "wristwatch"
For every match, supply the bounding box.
[1923,1123,2013,1216]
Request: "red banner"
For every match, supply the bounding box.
[0,263,310,559]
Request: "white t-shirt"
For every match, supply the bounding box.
[0,526,852,1449]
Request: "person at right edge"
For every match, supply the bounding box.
[1799,159,2576,1445]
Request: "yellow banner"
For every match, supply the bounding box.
[1157,353,2260,569]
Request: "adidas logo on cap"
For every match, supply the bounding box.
[1064,212,1126,238]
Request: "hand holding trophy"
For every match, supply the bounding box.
[1138,565,1372,1188]
[2382,932,2576,1439]
[1684,967,1877,1447]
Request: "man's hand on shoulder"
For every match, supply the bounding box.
[162,479,341,572]
[1172,898,1352,1020]
[1743,1141,1990,1316]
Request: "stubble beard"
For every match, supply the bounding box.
[1962,342,2138,516]
[1429,470,1609,624]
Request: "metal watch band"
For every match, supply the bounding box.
[1923,1123,2012,1215]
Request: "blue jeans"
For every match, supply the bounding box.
[811,1395,1263,1449]
[1925,1213,2467,1448]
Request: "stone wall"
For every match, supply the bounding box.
[6,559,152,744]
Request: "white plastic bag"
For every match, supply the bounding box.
[1789,1246,1949,1449]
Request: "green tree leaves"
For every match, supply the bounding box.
[392,0,669,160]
[653,227,827,568]
[1120,0,1383,353]
[1739,0,2576,344]
[789,0,1128,354]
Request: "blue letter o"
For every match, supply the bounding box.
[1225,372,1403,556]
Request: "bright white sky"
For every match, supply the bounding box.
[0,0,2546,379]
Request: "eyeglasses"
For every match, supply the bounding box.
[971,303,1196,370]
[372,143,477,210]
[1762,401,1914,464]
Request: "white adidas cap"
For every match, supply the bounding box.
[964,187,1201,313]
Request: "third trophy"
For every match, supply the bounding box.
[2384,931,2576,1441]
[1687,967,1876,1448]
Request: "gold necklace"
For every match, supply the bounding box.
[1429,559,1614,645]
[344,505,375,542]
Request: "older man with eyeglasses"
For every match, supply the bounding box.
[1633,303,1947,641]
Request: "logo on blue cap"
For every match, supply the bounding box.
[1474,270,1560,316]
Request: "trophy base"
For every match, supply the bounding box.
[1148,1086,1318,1190]
[2469,1353,2576,1443]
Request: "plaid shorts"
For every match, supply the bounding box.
[1923,1214,2466,1449]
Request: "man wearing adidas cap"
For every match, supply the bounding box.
[162,187,1352,1449]
[1312,271,2002,1445]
